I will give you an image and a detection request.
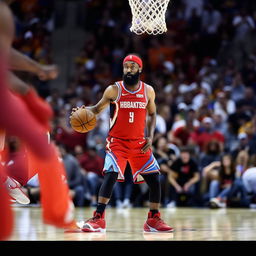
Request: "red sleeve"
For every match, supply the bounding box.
[18,87,53,131]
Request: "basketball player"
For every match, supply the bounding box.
[0,0,57,157]
[2,73,54,206]
[0,0,58,205]
[77,54,173,232]
[0,1,74,239]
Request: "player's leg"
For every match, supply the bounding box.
[0,129,5,155]
[97,172,118,207]
[26,143,75,228]
[129,152,174,232]
[142,173,174,232]
[141,173,161,212]
[82,150,127,232]
[81,172,118,232]
[0,163,13,240]
[0,132,30,204]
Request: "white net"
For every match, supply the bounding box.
[128,0,171,35]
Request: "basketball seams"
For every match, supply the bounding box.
[72,118,95,127]
[75,111,87,132]
[70,108,96,133]
[75,111,87,124]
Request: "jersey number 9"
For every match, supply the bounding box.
[129,112,134,123]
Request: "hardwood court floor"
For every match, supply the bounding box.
[9,206,256,241]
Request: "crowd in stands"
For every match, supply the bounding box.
[6,0,256,209]
[10,0,55,97]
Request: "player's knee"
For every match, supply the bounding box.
[142,173,161,202]
[99,172,118,198]
[104,171,118,181]
[142,172,160,187]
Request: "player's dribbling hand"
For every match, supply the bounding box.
[70,105,85,113]
[70,107,79,119]
[141,137,152,153]
[70,106,86,119]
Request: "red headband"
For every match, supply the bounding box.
[123,55,143,68]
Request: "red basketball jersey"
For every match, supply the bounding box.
[109,81,148,140]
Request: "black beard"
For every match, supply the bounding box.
[123,71,140,86]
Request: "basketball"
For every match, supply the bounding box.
[70,107,96,133]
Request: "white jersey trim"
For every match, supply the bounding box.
[121,81,142,94]
[114,82,122,103]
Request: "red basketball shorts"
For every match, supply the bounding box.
[103,136,160,184]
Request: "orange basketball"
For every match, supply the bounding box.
[70,107,96,133]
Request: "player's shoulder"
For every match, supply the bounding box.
[104,83,119,100]
[0,1,11,16]
[143,81,154,91]
[107,83,119,92]
[143,82,155,97]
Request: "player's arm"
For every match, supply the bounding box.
[8,72,53,130]
[0,2,14,54]
[9,48,59,81]
[8,72,30,95]
[141,85,157,153]
[74,85,118,116]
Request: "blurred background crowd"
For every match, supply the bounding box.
[5,0,256,209]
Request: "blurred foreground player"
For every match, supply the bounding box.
[0,1,74,240]
[76,54,173,232]
[2,55,58,205]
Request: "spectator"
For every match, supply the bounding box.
[242,166,256,208]
[213,91,236,116]
[212,110,229,135]
[170,107,199,147]
[241,58,256,92]
[226,149,250,207]
[206,154,236,208]
[154,136,178,168]
[188,116,225,153]
[201,3,222,57]
[58,144,86,207]
[153,136,178,206]
[167,147,200,207]
[199,140,222,171]
[182,0,204,20]
[170,105,200,133]
[237,87,256,123]
[77,146,104,207]
[231,8,255,66]
[230,71,246,103]
[155,104,171,135]
[231,133,253,159]
[199,140,223,201]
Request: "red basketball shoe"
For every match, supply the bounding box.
[82,211,106,232]
[144,211,174,232]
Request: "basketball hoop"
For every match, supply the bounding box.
[128,0,171,35]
